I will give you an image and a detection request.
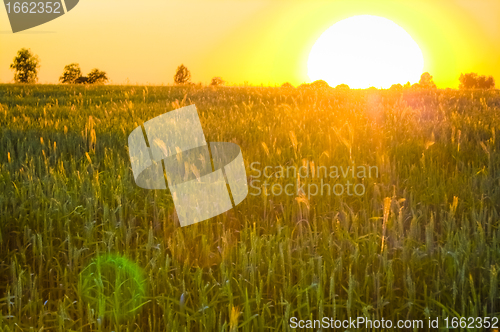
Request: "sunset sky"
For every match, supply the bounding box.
[0,0,499,88]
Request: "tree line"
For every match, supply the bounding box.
[7,48,496,89]
[173,64,224,86]
[10,48,108,85]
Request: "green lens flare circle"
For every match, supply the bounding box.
[80,254,147,320]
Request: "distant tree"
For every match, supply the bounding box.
[174,64,191,85]
[419,72,436,89]
[477,75,495,89]
[459,73,495,89]
[459,73,478,89]
[390,83,403,91]
[281,82,294,89]
[75,77,89,84]
[10,48,40,83]
[310,80,331,90]
[210,77,224,86]
[59,63,82,84]
[87,69,108,84]
[297,83,310,89]
[335,84,350,90]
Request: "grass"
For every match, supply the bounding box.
[0,83,499,331]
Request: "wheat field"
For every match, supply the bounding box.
[0,83,499,331]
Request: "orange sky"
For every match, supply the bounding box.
[0,0,499,88]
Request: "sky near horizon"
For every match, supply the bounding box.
[0,0,499,88]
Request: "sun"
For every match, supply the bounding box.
[308,15,424,89]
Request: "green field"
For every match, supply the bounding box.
[0,84,500,331]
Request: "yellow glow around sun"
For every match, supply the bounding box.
[308,15,424,89]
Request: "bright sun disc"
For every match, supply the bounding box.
[308,15,424,89]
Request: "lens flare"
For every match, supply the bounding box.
[80,254,147,320]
